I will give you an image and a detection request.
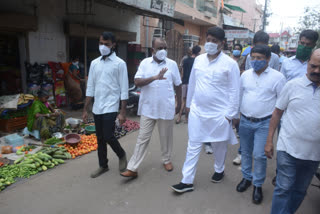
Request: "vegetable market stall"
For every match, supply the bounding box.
[0,118,140,192]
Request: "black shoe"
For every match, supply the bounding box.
[252,186,263,204]
[236,178,252,192]
[211,171,224,183]
[171,182,194,193]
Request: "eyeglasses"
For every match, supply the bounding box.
[156,47,167,50]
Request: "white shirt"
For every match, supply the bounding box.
[245,52,280,71]
[280,56,308,81]
[86,53,129,115]
[276,75,320,161]
[240,67,286,118]
[135,57,181,120]
[187,52,240,143]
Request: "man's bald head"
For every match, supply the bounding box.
[310,48,320,59]
[152,37,166,48]
[307,48,320,85]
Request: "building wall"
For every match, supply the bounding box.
[27,0,66,63]
[139,17,160,49]
[174,21,201,36]
[1,0,141,64]
[226,0,263,32]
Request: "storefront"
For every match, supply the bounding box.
[0,13,37,96]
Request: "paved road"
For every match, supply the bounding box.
[0,114,319,214]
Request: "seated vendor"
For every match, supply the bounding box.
[27,90,65,140]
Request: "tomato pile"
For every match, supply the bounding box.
[62,135,98,159]
[122,119,140,132]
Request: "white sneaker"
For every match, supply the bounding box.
[233,154,241,165]
[204,144,213,154]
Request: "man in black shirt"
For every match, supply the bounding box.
[176,45,201,124]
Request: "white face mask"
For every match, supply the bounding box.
[99,45,111,56]
[155,49,167,61]
[204,42,219,55]
[72,61,79,67]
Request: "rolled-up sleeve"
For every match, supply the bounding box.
[226,63,240,119]
[86,62,95,97]
[276,82,291,110]
[274,75,286,98]
[118,62,129,100]
[134,60,145,79]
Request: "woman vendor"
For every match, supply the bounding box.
[27,90,65,140]
[64,57,83,109]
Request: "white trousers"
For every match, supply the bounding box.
[127,115,173,172]
[181,140,228,184]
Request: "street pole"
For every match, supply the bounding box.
[252,18,259,32]
[262,0,268,31]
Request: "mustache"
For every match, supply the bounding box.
[310,72,320,77]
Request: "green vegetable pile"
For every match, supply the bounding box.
[38,147,72,159]
[0,147,71,191]
[44,137,63,145]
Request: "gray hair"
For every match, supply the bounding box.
[152,37,166,48]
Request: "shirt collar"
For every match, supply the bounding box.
[302,74,313,87]
[264,67,270,73]
[292,55,308,64]
[100,52,116,61]
[206,51,223,63]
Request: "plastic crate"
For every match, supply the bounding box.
[4,133,24,147]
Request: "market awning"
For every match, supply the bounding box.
[224,4,246,13]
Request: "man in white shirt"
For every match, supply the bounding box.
[171,27,240,193]
[245,31,280,71]
[281,29,319,81]
[270,30,319,186]
[120,38,182,178]
[265,49,320,214]
[83,32,128,178]
[236,45,286,204]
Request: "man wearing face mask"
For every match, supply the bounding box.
[171,27,240,193]
[281,29,319,82]
[83,32,128,178]
[236,45,286,204]
[120,37,182,178]
[245,31,280,71]
[265,49,320,214]
[232,44,245,74]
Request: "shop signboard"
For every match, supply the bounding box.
[225,29,254,39]
[117,0,176,17]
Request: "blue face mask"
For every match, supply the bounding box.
[250,60,268,72]
[233,50,241,57]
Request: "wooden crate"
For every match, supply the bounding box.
[0,116,27,132]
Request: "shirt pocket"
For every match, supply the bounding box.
[211,69,228,86]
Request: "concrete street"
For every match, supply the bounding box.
[0,112,319,214]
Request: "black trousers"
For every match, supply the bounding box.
[93,112,125,168]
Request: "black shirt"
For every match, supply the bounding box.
[182,56,195,84]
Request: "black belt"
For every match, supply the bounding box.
[241,114,272,123]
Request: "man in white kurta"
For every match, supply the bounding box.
[171,27,240,193]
